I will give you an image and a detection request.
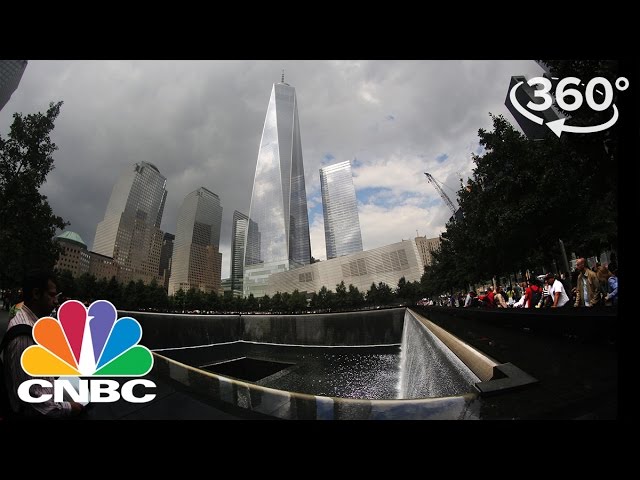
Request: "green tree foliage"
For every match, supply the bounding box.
[315,285,333,310]
[423,61,619,295]
[396,276,423,303]
[259,294,271,312]
[221,291,235,312]
[288,289,307,312]
[245,293,258,312]
[377,282,394,306]
[539,60,618,253]
[55,269,77,299]
[105,276,122,306]
[334,281,348,309]
[76,272,97,301]
[270,292,285,312]
[173,288,186,312]
[0,102,67,287]
[347,284,364,309]
[366,282,378,306]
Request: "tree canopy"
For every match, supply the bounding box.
[422,60,618,293]
[0,101,67,287]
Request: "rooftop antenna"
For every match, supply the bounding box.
[281,69,285,83]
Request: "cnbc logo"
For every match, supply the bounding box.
[18,300,156,404]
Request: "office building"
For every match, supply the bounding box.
[231,210,248,295]
[244,76,311,296]
[266,239,424,296]
[159,232,175,291]
[414,236,441,270]
[93,161,167,285]
[54,231,90,278]
[0,60,28,111]
[320,160,363,259]
[169,187,223,295]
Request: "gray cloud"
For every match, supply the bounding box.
[0,60,543,278]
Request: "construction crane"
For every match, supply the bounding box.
[424,172,457,216]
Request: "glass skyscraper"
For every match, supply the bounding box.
[320,160,363,259]
[0,60,27,112]
[169,187,223,295]
[93,161,167,285]
[244,78,311,297]
[231,210,248,295]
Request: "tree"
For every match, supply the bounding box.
[245,293,258,312]
[270,292,285,313]
[347,284,364,309]
[55,269,76,299]
[76,273,97,302]
[288,289,307,312]
[377,282,394,306]
[334,281,348,310]
[425,61,621,297]
[315,286,332,310]
[0,102,67,287]
[366,282,378,306]
[259,294,271,312]
[105,276,122,307]
[173,288,186,312]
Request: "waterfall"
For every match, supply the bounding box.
[399,310,479,399]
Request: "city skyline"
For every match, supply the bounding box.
[0,60,545,278]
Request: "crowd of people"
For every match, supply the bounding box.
[421,258,618,310]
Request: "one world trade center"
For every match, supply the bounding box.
[244,74,311,296]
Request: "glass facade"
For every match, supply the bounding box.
[231,210,248,293]
[169,187,223,295]
[320,160,363,259]
[0,60,27,112]
[244,81,311,296]
[93,161,167,284]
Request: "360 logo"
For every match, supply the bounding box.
[509,75,629,137]
[18,300,156,404]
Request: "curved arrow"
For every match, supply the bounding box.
[510,81,544,125]
[546,105,618,137]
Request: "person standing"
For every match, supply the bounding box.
[574,258,601,308]
[605,263,618,306]
[545,273,570,308]
[2,270,84,418]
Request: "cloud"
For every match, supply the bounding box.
[0,60,544,279]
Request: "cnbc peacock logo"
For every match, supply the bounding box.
[18,300,156,405]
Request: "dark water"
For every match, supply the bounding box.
[258,348,402,400]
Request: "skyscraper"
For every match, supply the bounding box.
[231,210,248,295]
[0,60,28,112]
[320,160,363,259]
[159,232,175,291]
[168,187,223,295]
[244,76,311,296]
[93,161,167,285]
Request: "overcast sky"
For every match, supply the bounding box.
[0,60,544,278]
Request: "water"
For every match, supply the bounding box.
[155,309,480,401]
[399,310,480,398]
[258,348,401,399]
